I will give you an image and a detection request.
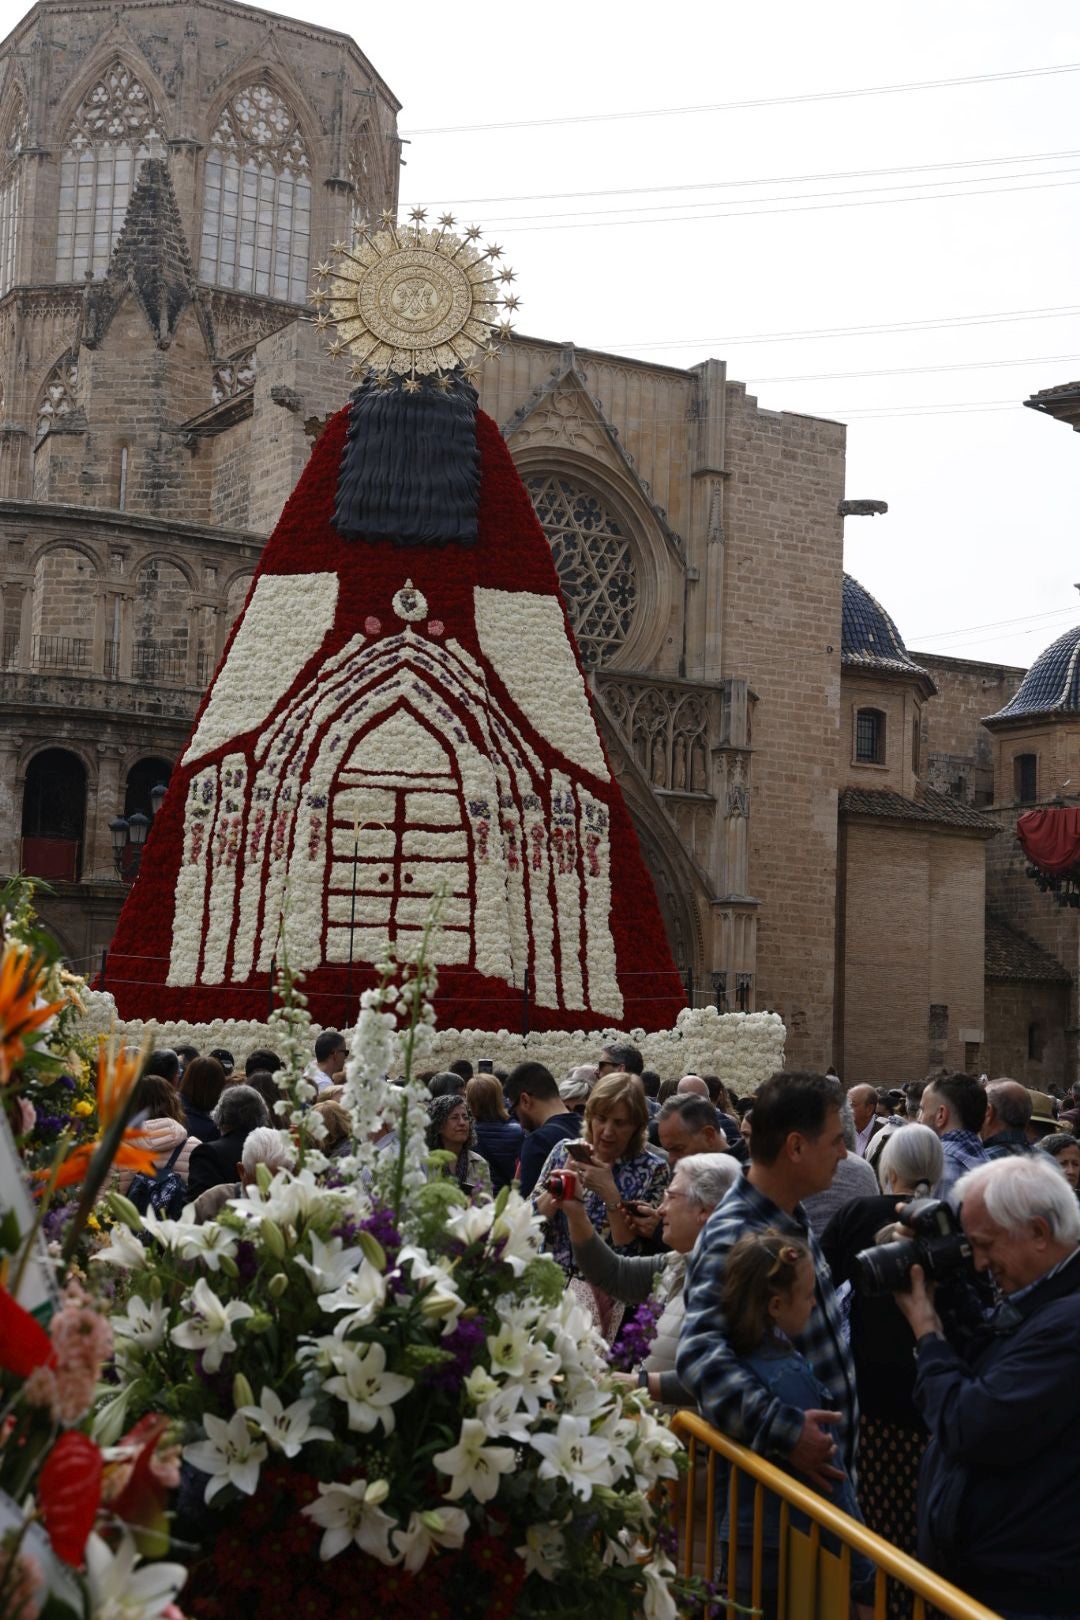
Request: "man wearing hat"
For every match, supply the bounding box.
[1026,1088,1061,1143]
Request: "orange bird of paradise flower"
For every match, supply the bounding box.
[0,941,65,1084]
[48,1036,157,1190]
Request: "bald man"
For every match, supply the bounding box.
[677,1074,711,1099]
[848,1083,882,1157]
[980,1079,1033,1160]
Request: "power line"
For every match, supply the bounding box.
[601,304,1080,353]
[402,61,1080,136]
[409,145,1080,207]
[912,605,1080,642]
[467,161,1080,228]
[744,350,1080,386]
[505,171,1080,232]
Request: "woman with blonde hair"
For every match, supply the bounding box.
[534,1071,669,1299]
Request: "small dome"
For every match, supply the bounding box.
[985,622,1080,723]
[841,574,934,688]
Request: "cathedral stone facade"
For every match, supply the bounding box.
[1,0,1076,1082]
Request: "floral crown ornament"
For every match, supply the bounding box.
[310,208,519,390]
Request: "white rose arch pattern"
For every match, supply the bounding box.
[525,475,637,669]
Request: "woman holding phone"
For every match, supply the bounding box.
[534,1072,670,1329]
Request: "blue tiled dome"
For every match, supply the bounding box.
[841,574,934,687]
[985,623,1080,723]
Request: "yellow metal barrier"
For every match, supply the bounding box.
[669,1411,1002,1620]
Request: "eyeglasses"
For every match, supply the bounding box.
[596,1059,617,1072]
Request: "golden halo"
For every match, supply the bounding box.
[309,211,519,379]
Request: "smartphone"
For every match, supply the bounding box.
[477,1057,494,1074]
[564,1141,595,1164]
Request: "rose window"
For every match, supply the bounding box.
[526,476,637,669]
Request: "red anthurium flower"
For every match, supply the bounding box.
[0,1285,56,1377]
[38,1430,103,1565]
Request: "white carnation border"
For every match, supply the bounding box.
[76,993,785,1092]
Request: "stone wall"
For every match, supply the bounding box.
[718,387,846,1067]
[915,652,1024,806]
[983,978,1071,1086]
[840,821,987,1081]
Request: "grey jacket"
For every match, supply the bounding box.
[570,1232,692,1406]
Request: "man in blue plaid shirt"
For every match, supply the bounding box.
[676,1072,860,1489]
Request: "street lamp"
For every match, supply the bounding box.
[150,781,168,817]
[111,805,158,879]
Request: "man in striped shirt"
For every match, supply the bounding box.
[676,1072,859,1489]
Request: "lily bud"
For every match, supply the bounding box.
[232,1372,255,1409]
[365,1479,391,1505]
[357,1231,386,1271]
[267,1271,289,1299]
[218,1254,239,1279]
[107,1192,144,1231]
[148,1274,163,1300]
[255,1163,273,1195]
[260,1218,285,1259]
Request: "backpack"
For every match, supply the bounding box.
[127,1139,187,1220]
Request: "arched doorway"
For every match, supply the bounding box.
[21,748,87,880]
[124,756,172,819]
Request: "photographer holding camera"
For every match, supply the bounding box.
[893,1155,1080,1620]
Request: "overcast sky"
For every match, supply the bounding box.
[21,0,1080,669]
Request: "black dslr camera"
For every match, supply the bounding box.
[853,1197,973,1296]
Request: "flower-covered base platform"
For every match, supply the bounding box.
[77,992,785,1089]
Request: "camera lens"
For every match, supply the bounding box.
[853,1238,918,1295]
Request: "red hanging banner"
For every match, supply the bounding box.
[1017,807,1080,875]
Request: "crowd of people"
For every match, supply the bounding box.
[124,1036,1080,1620]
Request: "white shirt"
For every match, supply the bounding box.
[855,1118,878,1157]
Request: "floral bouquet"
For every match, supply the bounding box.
[95,946,686,1620]
[0,889,188,1620]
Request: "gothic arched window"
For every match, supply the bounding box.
[55,63,163,282]
[199,82,311,302]
[36,353,79,442]
[525,474,638,669]
[0,96,27,296]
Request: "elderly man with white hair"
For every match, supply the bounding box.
[896,1154,1080,1620]
[560,1151,741,1402]
[191,1126,295,1223]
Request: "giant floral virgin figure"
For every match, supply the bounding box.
[105,213,685,1033]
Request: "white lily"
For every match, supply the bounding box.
[324,1339,413,1434]
[140,1205,196,1249]
[238,1385,333,1458]
[183,1411,267,1502]
[530,1413,618,1499]
[517,1522,567,1580]
[444,1201,495,1245]
[302,1478,398,1563]
[432,1417,516,1503]
[477,1383,533,1443]
[515,1340,561,1410]
[295,1232,366,1294]
[318,1259,387,1326]
[463,1365,500,1406]
[84,1530,187,1619]
[640,1552,679,1620]
[112,1293,167,1350]
[90,1222,147,1270]
[395,1245,464,1333]
[170,1275,254,1372]
[488,1193,543,1276]
[486,1321,529,1379]
[391,1505,470,1574]
[175,1220,239,1272]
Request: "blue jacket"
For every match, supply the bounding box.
[916,1248,1080,1614]
[473,1118,525,1192]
